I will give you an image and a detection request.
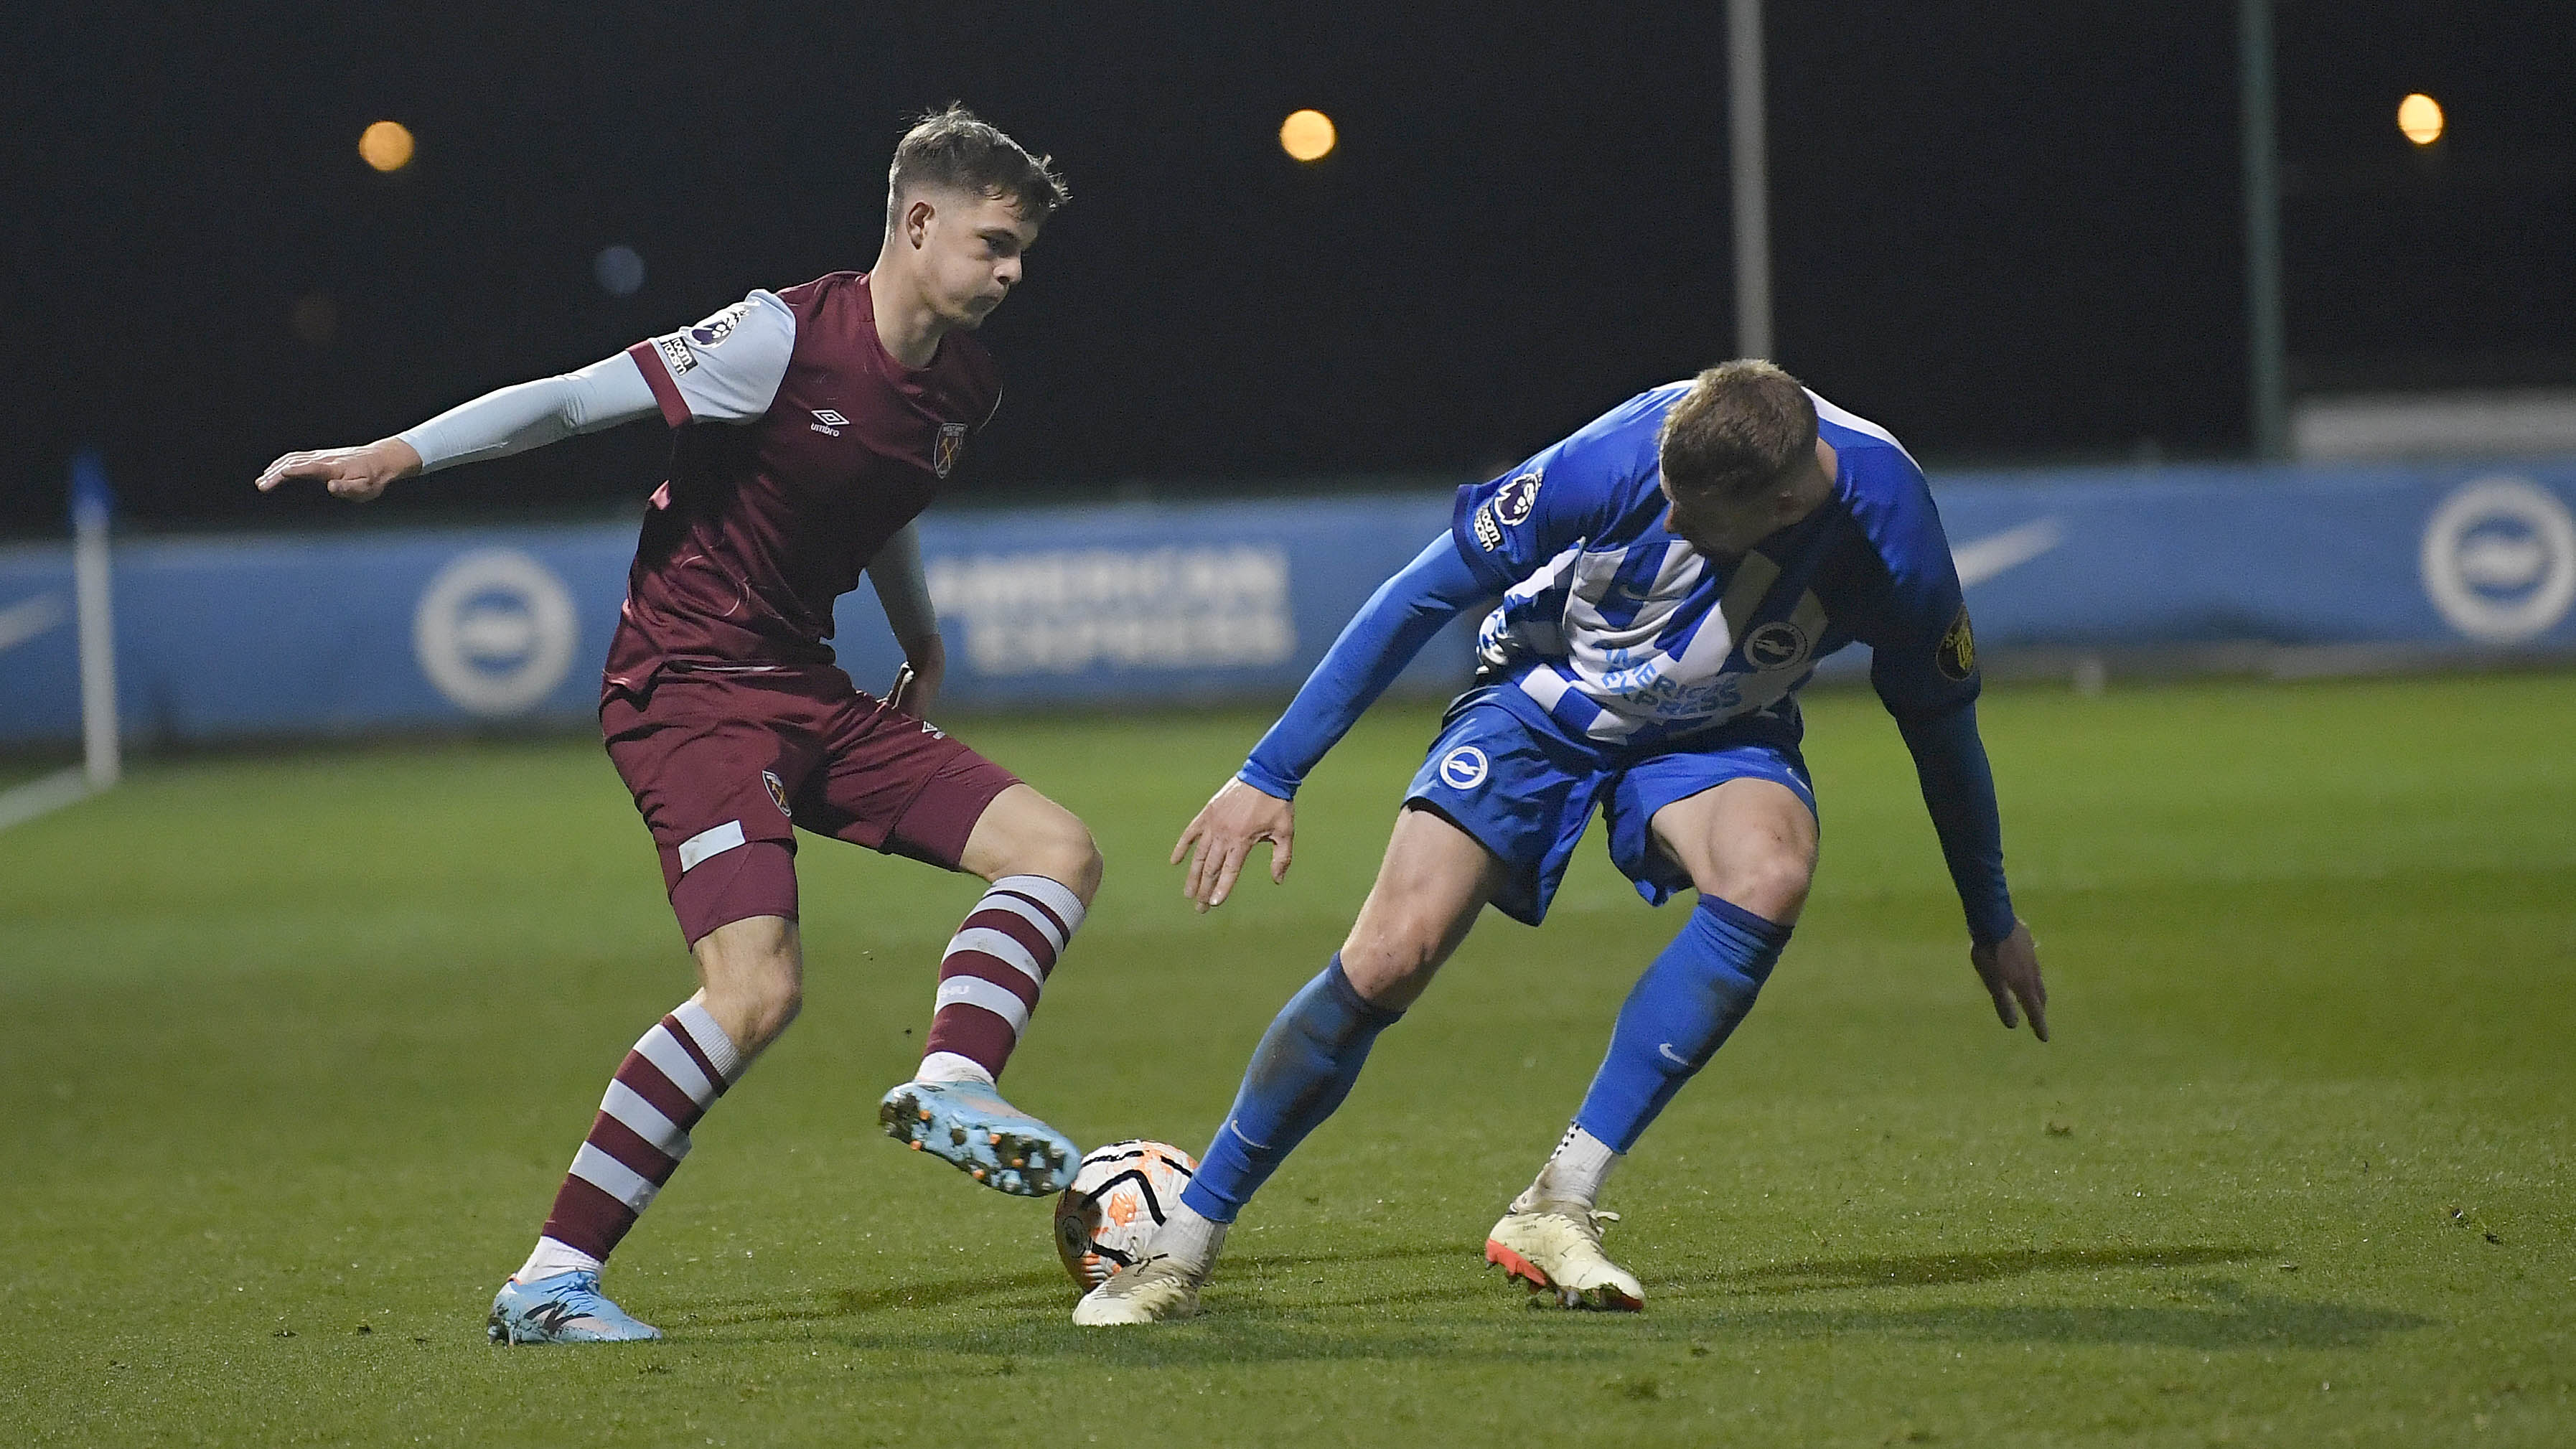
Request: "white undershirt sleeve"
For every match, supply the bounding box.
[867,522,939,650]
[396,352,661,474]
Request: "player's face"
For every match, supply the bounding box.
[1658,447,1832,558]
[912,190,1043,329]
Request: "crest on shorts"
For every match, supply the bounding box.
[1936,604,1977,682]
[933,422,968,479]
[762,769,791,815]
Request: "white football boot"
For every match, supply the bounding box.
[1484,1199,1644,1310]
[1071,1253,1205,1326]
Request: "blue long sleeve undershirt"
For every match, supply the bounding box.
[1238,531,2016,945]
[1894,701,2018,946]
[1238,535,1489,798]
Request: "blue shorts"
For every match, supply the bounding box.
[1403,688,1817,926]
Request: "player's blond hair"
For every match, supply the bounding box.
[1659,360,1819,500]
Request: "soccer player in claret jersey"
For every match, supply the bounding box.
[257,108,1100,1344]
[1074,362,2051,1324]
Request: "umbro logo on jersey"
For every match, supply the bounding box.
[810,409,846,436]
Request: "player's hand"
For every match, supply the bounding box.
[254,438,421,502]
[1172,777,1294,914]
[1970,920,2048,1041]
[887,637,945,718]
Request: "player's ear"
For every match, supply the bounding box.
[904,197,935,249]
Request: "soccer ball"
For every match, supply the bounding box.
[1052,1139,1198,1289]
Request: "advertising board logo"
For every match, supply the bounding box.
[1437,745,1489,790]
[2420,477,2576,644]
[413,549,578,716]
[927,545,1295,677]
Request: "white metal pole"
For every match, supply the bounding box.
[1728,0,1774,360]
[2239,0,2288,459]
[71,453,119,789]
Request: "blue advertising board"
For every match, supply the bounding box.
[2,460,2572,747]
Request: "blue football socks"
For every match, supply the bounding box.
[1573,894,1792,1153]
[1181,956,1403,1223]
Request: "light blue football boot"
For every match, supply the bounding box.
[487,1270,662,1344]
[879,1078,1078,1196]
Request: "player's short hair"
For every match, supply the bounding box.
[1658,360,1819,500]
[887,104,1069,226]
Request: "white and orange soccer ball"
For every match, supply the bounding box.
[1052,1140,1199,1290]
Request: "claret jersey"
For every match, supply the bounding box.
[604,272,1002,693]
[1452,384,1979,751]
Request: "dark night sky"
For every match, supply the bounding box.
[4,1,2568,536]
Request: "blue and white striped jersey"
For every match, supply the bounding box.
[1451,383,1979,750]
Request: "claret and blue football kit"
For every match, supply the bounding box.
[1181,383,2019,1225]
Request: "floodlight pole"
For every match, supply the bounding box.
[2239,0,2288,459]
[1728,0,1774,360]
[71,451,119,788]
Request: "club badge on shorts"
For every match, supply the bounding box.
[762,769,791,815]
[933,422,968,479]
[1438,745,1490,790]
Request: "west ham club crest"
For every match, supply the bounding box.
[933,422,968,479]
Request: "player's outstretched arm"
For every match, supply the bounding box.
[254,353,660,503]
[1970,919,2047,1041]
[254,438,422,502]
[1173,534,1489,914]
[1172,778,1294,912]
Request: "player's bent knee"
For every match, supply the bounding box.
[1700,850,1814,924]
[691,914,805,1050]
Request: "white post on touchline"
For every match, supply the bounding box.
[70,450,119,789]
[1728,0,1774,361]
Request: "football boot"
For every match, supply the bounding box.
[1071,1252,1204,1326]
[1484,1200,1644,1310]
[487,1270,662,1344]
[879,1078,1077,1196]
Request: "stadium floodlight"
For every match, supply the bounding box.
[1279,110,1335,163]
[0,453,118,832]
[360,120,415,173]
[2398,93,2445,146]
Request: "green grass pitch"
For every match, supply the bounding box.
[4,673,2570,1445]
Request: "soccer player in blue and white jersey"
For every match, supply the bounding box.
[1074,361,2048,1323]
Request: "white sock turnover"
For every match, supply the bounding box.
[1150,1202,1228,1275]
[1512,1122,1621,1213]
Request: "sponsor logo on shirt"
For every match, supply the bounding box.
[688,301,751,349]
[1472,504,1503,552]
[1743,619,1812,672]
[1493,470,1542,525]
[933,421,968,479]
[762,769,792,815]
[1936,604,1977,681]
[656,335,698,375]
[1437,745,1490,790]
